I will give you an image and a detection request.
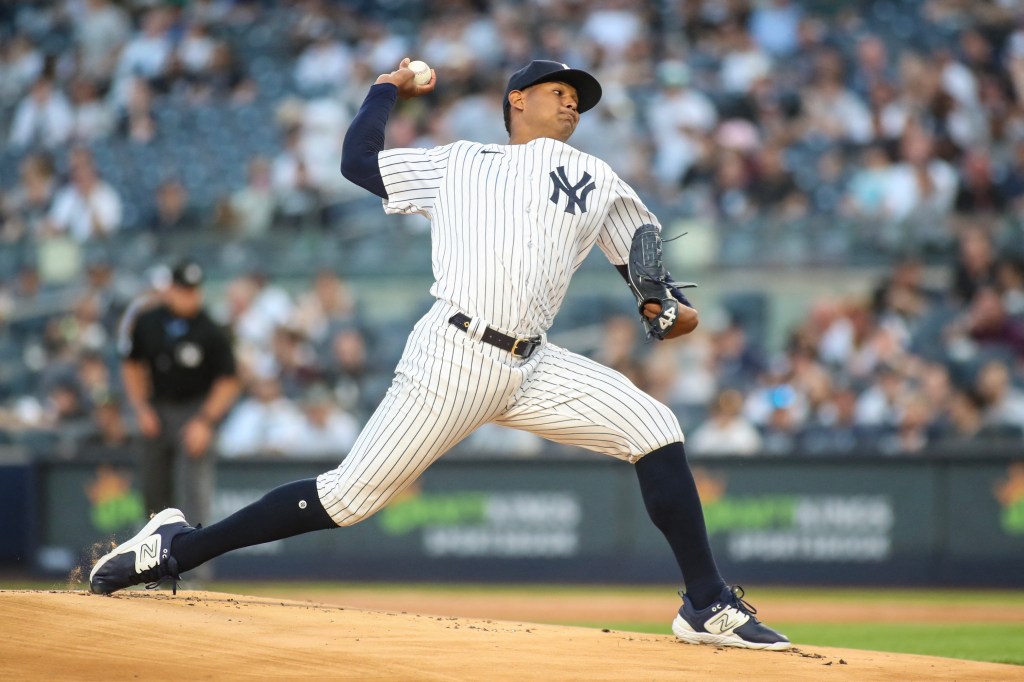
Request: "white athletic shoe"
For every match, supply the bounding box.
[672,585,791,650]
[89,508,189,595]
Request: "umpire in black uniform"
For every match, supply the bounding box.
[121,260,240,530]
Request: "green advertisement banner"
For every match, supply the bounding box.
[32,456,1024,586]
[944,461,1024,559]
[629,461,939,566]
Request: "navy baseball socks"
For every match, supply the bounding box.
[89,479,337,594]
[635,442,789,650]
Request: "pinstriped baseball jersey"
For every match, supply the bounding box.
[315,136,682,527]
[378,137,660,336]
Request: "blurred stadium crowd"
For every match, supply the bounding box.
[1,0,1024,459]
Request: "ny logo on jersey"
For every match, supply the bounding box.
[549,166,596,215]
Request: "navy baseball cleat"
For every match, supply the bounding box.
[89,508,190,595]
[672,585,790,650]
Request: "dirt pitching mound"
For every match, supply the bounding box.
[2,590,1018,681]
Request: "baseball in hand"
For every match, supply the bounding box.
[408,60,432,85]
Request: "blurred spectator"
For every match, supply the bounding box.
[293,28,352,95]
[997,258,1024,317]
[273,125,321,227]
[595,315,646,387]
[809,147,845,214]
[711,148,755,221]
[975,360,1024,432]
[269,324,321,398]
[760,398,802,455]
[74,0,131,83]
[45,147,122,241]
[222,157,277,237]
[872,256,940,340]
[952,225,998,302]
[291,270,357,348]
[712,319,764,389]
[144,179,202,235]
[87,396,131,448]
[878,52,937,141]
[880,393,934,454]
[843,144,892,220]
[0,34,44,105]
[12,378,90,434]
[749,0,801,58]
[718,20,773,94]
[287,384,360,457]
[750,143,799,216]
[231,271,295,356]
[571,87,648,180]
[77,351,115,409]
[2,152,57,243]
[744,365,809,428]
[799,49,873,145]
[116,77,158,144]
[882,127,958,226]
[645,61,718,191]
[999,139,1024,213]
[55,293,109,356]
[176,22,218,81]
[443,83,508,145]
[185,42,256,105]
[954,150,1006,215]
[855,364,908,427]
[958,28,1000,86]
[297,96,353,214]
[801,385,862,455]
[68,77,114,142]
[217,376,304,458]
[580,1,645,59]
[688,389,762,456]
[954,287,1024,358]
[850,34,895,100]
[327,326,375,417]
[656,328,717,410]
[9,75,74,148]
[113,6,174,96]
[287,0,337,50]
[938,388,986,445]
[83,256,128,330]
[919,362,955,414]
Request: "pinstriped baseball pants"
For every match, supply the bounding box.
[316,300,683,526]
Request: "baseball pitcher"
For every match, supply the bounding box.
[90,58,788,651]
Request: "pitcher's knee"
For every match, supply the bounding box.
[628,409,683,462]
[316,471,392,526]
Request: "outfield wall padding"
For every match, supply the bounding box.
[16,451,1024,586]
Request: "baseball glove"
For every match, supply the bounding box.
[626,224,696,340]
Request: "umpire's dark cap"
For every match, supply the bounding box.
[171,259,204,288]
[503,60,602,114]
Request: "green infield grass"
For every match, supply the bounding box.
[570,621,1024,666]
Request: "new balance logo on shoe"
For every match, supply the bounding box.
[135,535,161,573]
[705,606,749,634]
[673,586,790,650]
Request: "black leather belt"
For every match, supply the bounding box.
[449,313,541,360]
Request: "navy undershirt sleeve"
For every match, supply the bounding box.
[340,83,398,200]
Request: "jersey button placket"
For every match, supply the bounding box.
[521,152,538,326]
